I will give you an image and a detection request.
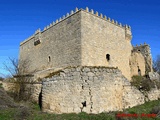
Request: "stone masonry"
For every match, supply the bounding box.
[18,7,151,81]
[18,7,156,114]
[42,66,145,114]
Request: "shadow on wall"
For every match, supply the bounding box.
[38,90,42,110]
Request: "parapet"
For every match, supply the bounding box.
[36,7,132,33]
[20,7,132,46]
[133,43,150,51]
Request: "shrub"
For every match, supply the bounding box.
[131,75,155,91]
[150,105,160,114]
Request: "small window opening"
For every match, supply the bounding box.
[138,49,140,52]
[137,66,141,76]
[106,54,110,61]
[82,101,86,107]
[138,69,141,76]
[48,56,51,62]
[34,39,41,46]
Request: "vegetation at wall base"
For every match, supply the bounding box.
[131,75,160,91]
[0,99,160,120]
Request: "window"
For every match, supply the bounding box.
[48,56,51,62]
[137,66,141,76]
[106,54,110,61]
[138,69,141,76]
[34,39,41,46]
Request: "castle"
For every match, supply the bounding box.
[19,7,152,80]
[18,7,155,113]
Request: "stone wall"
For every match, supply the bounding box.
[81,10,132,80]
[133,44,153,74]
[19,8,133,80]
[130,52,145,77]
[19,10,82,73]
[2,81,41,103]
[42,66,145,114]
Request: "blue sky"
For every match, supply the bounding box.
[0,0,160,77]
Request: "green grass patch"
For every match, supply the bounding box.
[0,100,160,120]
[0,108,17,120]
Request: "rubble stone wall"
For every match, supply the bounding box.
[42,66,145,114]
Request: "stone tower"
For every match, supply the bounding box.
[19,7,152,80]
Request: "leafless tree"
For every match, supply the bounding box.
[3,57,33,101]
[3,57,30,78]
[153,55,160,74]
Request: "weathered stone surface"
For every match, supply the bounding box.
[149,72,160,81]
[42,66,145,114]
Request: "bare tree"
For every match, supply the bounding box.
[3,57,30,78]
[153,55,160,74]
[3,57,33,101]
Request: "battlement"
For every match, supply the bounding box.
[132,43,150,52]
[20,7,131,46]
[41,7,131,32]
[19,7,133,80]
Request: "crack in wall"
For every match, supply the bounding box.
[80,75,93,113]
[84,79,93,113]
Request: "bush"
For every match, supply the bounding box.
[150,105,160,114]
[131,75,155,91]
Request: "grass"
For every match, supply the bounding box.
[0,100,160,120]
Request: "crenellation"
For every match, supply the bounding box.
[56,19,58,23]
[119,23,122,27]
[86,7,89,12]
[128,25,131,30]
[100,13,103,18]
[111,19,114,23]
[75,7,78,12]
[66,13,69,17]
[107,17,111,22]
[90,9,94,14]
[44,27,47,31]
[62,15,65,19]
[104,15,107,20]
[70,10,74,15]
[115,21,118,25]
[95,11,98,16]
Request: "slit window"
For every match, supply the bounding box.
[48,56,51,62]
[106,54,110,61]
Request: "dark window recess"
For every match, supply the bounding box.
[34,40,41,46]
[106,54,110,61]
[138,69,141,76]
[82,101,86,107]
[48,56,51,62]
[138,49,140,52]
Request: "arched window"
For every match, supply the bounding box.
[48,56,51,62]
[137,66,141,76]
[106,54,110,61]
[138,69,141,76]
